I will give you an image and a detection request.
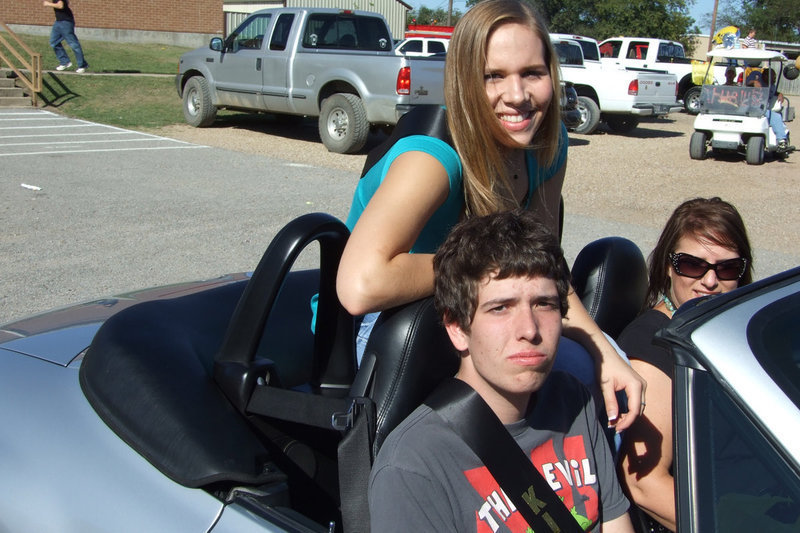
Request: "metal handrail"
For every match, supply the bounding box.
[0,21,42,106]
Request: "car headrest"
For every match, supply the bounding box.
[570,236,648,339]
[354,298,459,456]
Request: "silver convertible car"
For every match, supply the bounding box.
[1,212,798,532]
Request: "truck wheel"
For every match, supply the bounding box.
[689,131,708,160]
[746,136,764,165]
[683,86,702,115]
[318,93,369,154]
[182,76,217,128]
[605,115,640,134]
[574,96,600,135]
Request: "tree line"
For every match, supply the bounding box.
[408,0,799,52]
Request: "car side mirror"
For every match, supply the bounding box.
[209,37,224,52]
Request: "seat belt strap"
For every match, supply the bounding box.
[425,378,584,533]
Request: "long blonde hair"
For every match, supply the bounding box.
[445,0,562,217]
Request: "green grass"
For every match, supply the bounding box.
[13,33,190,75]
[6,33,199,128]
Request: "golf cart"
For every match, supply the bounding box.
[689,47,797,165]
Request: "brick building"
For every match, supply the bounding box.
[2,0,225,47]
[1,0,412,47]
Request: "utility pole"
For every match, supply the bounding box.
[447,0,453,26]
[708,0,719,51]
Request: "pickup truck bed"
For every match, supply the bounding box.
[552,35,678,134]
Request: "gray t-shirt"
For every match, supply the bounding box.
[368,371,629,532]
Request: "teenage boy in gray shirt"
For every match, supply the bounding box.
[369,209,633,532]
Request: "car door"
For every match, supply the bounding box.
[213,13,273,109]
[260,12,295,113]
[671,285,800,532]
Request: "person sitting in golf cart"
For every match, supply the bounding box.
[762,68,794,152]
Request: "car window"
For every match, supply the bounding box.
[553,42,583,66]
[627,41,649,60]
[302,14,391,51]
[270,13,295,51]
[228,13,272,51]
[688,371,800,531]
[577,41,599,61]
[429,41,446,54]
[748,292,800,411]
[657,41,686,60]
[400,40,423,54]
[599,40,622,58]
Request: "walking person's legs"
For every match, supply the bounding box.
[49,21,71,67]
[62,23,88,69]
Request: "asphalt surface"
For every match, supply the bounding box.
[2,108,798,324]
[1,109,354,324]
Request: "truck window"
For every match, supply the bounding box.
[599,40,622,58]
[228,13,272,51]
[657,42,686,61]
[399,40,423,54]
[428,40,446,54]
[577,41,599,61]
[553,42,583,66]
[628,41,649,60]
[270,13,295,51]
[302,14,392,52]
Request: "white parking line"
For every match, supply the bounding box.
[0,110,207,156]
[0,145,206,157]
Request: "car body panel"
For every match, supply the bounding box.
[0,347,223,532]
[660,267,800,532]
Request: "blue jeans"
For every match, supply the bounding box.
[50,20,87,68]
[767,109,787,141]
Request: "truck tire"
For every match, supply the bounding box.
[182,76,217,128]
[605,115,640,134]
[683,86,703,115]
[689,131,708,160]
[746,136,764,165]
[318,93,369,154]
[574,96,601,135]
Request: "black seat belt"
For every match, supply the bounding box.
[425,378,584,533]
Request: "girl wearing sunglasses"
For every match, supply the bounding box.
[616,197,753,532]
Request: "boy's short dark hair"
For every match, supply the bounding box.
[433,209,570,331]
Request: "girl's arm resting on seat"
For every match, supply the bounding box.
[562,290,646,432]
[337,151,451,316]
[618,360,676,531]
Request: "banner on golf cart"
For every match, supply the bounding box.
[692,58,717,85]
[699,85,770,117]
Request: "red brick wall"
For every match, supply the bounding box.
[1,0,224,34]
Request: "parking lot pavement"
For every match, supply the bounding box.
[0,109,202,157]
[0,109,355,324]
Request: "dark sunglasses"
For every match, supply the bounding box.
[669,253,747,281]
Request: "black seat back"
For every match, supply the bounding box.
[570,236,648,339]
[351,298,459,456]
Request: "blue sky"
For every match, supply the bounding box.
[406,0,716,34]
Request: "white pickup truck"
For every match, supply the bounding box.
[176,8,446,153]
[598,37,741,114]
[550,34,679,134]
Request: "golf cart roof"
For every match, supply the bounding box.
[706,47,788,61]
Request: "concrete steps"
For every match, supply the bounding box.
[0,70,34,107]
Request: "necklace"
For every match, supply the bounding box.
[663,295,677,315]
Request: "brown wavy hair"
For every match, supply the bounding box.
[434,209,570,331]
[644,197,753,310]
[445,0,562,217]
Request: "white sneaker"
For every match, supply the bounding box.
[56,62,72,71]
[76,67,86,74]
